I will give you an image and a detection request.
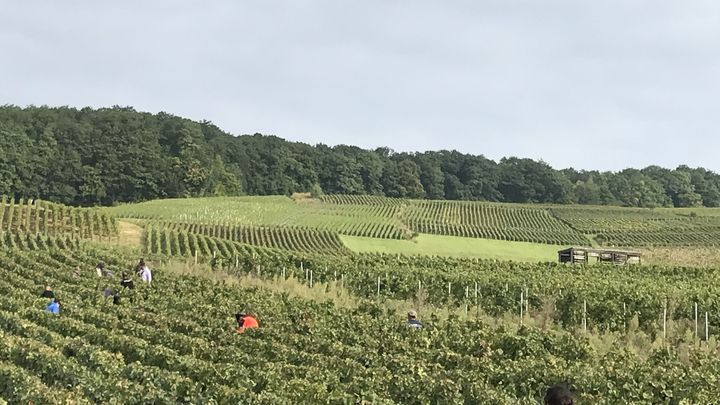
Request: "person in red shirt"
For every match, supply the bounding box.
[235,312,259,334]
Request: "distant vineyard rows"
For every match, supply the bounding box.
[1,196,117,240]
[150,221,351,255]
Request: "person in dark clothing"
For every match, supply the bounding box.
[40,286,55,299]
[102,287,115,299]
[544,384,573,405]
[120,273,135,290]
[407,310,423,329]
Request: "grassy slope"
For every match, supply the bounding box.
[340,234,557,262]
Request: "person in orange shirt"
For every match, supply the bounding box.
[235,312,259,334]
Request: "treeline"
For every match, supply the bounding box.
[0,105,718,208]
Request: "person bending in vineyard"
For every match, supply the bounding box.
[407,310,423,329]
[138,261,152,284]
[235,312,259,334]
[136,259,146,276]
[120,273,135,290]
[96,262,113,278]
[40,285,55,299]
[45,298,60,315]
[544,384,573,405]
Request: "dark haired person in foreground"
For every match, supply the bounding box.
[544,384,573,405]
[235,312,259,334]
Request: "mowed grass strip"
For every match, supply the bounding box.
[340,233,558,262]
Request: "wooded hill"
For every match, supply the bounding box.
[1,105,718,208]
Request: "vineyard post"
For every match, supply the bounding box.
[520,291,524,326]
[213,250,216,259]
[525,287,529,315]
[194,249,198,265]
[448,282,452,300]
[377,276,381,296]
[310,270,313,288]
[663,299,667,341]
[695,302,698,340]
[465,286,469,300]
[623,302,626,332]
[282,267,286,279]
[582,300,587,333]
[235,255,238,270]
[706,312,709,342]
[341,273,345,291]
[418,280,421,295]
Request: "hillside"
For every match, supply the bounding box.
[105,195,720,264]
[2,105,720,209]
[3,194,720,402]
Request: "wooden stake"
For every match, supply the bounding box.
[663,300,667,341]
[377,276,381,296]
[695,302,698,340]
[623,302,626,331]
[310,270,313,288]
[520,291,524,325]
[706,312,709,342]
[583,300,587,333]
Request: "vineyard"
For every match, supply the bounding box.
[5,193,720,402]
[106,195,720,251]
[3,244,720,403]
[551,206,720,247]
[1,196,117,240]
[147,221,351,255]
[109,196,408,240]
[401,200,588,245]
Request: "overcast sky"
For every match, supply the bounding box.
[1,1,719,171]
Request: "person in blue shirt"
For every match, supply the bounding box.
[407,310,423,329]
[46,298,60,315]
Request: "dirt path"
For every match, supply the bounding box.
[116,221,144,248]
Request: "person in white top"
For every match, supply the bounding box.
[140,264,152,284]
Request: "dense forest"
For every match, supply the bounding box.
[0,105,718,208]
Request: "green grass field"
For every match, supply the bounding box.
[340,233,558,262]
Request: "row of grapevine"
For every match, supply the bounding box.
[552,206,720,247]
[320,194,406,206]
[0,196,118,240]
[143,225,285,261]
[0,230,82,251]
[3,248,720,402]
[154,221,351,255]
[320,196,589,245]
[400,201,587,245]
